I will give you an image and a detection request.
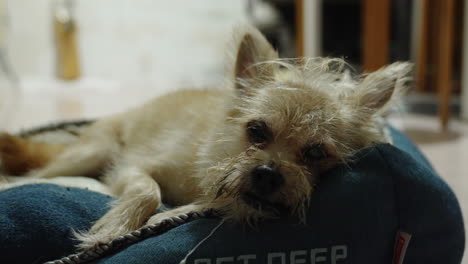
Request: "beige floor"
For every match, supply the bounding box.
[391,114,468,217]
[390,114,468,262]
[2,85,467,261]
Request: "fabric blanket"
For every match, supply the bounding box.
[0,126,465,264]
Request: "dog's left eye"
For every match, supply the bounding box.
[246,120,272,145]
[302,144,327,162]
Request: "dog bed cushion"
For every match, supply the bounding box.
[0,127,464,264]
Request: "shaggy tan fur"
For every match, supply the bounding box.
[0,133,64,175]
[0,25,412,250]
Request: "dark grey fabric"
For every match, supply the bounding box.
[0,184,112,264]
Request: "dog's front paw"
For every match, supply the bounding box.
[73,211,137,251]
[146,212,173,226]
[146,204,207,226]
[73,229,117,251]
[74,219,134,251]
[74,197,158,251]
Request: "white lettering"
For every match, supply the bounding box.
[192,244,348,264]
[290,250,307,264]
[216,257,234,264]
[311,248,327,264]
[237,254,256,264]
[331,245,347,264]
[268,252,286,264]
[194,259,211,264]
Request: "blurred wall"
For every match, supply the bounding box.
[6,0,247,90]
[463,0,468,120]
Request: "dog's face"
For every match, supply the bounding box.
[199,26,411,224]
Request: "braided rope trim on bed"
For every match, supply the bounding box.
[44,209,221,264]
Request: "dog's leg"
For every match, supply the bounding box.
[146,203,210,226]
[27,139,115,179]
[25,120,122,179]
[0,133,64,175]
[75,166,161,250]
[0,119,122,179]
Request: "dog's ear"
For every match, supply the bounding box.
[232,25,278,90]
[354,62,412,112]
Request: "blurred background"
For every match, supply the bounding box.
[0,0,466,258]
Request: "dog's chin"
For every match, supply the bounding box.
[241,192,289,216]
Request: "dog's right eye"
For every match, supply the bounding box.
[246,120,272,145]
[302,144,328,162]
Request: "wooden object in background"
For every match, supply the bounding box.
[54,11,80,80]
[362,0,391,71]
[416,0,459,129]
[295,0,304,57]
[295,0,321,58]
[436,0,456,130]
[415,0,430,93]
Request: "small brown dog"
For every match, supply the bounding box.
[0,25,411,250]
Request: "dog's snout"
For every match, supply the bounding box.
[251,164,284,195]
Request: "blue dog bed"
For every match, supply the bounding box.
[0,127,464,264]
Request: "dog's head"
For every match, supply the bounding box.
[198,25,412,224]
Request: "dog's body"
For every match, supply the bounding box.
[0,26,411,250]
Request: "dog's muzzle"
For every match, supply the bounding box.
[240,164,289,214]
[250,164,284,196]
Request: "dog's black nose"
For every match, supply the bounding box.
[251,164,284,196]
